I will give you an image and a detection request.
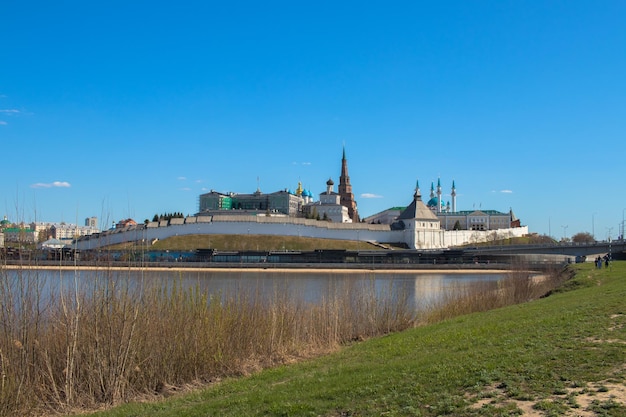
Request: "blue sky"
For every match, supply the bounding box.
[1,1,625,240]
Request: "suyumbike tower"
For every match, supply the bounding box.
[338,146,359,222]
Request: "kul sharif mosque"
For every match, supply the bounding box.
[425,178,520,231]
[426,178,457,213]
[365,177,520,232]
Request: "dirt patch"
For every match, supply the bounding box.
[567,382,626,416]
[469,380,626,416]
[586,337,626,345]
[609,314,625,331]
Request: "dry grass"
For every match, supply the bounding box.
[0,267,413,416]
[420,263,568,325]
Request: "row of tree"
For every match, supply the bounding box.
[150,212,186,223]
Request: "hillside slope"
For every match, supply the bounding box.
[83,262,626,416]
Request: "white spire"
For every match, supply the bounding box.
[436,177,442,213]
[451,180,457,213]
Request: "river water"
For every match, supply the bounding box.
[4,268,508,313]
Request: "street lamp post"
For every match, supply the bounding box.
[607,227,613,269]
[592,212,597,240]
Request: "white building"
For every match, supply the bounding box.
[3,227,36,244]
[393,182,444,249]
[85,217,98,228]
[48,223,100,240]
[303,178,352,223]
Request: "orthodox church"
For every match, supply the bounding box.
[301,178,351,223]
[302,147,360,223]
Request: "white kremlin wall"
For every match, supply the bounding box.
[441,227,529,247]
[74,215,528,251]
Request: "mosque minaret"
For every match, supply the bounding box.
[451,180,457,213]
[436,178,442,213]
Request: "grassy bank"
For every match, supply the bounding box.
[105,232,553,253]
[112,234,394,251]
[80,262,626,417]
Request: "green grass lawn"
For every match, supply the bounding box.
[81,261,626,417]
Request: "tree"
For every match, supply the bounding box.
[528,234,556,244]
[572,232,595,243]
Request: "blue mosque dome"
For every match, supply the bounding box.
[427,197,439,207]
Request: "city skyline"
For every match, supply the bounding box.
[1,1,625,240]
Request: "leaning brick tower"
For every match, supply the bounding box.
[338,147,359,222]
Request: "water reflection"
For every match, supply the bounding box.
[3,268,508,313]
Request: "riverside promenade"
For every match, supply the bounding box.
[2,259,548,273]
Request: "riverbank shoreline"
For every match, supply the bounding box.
[1,261,529,274]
